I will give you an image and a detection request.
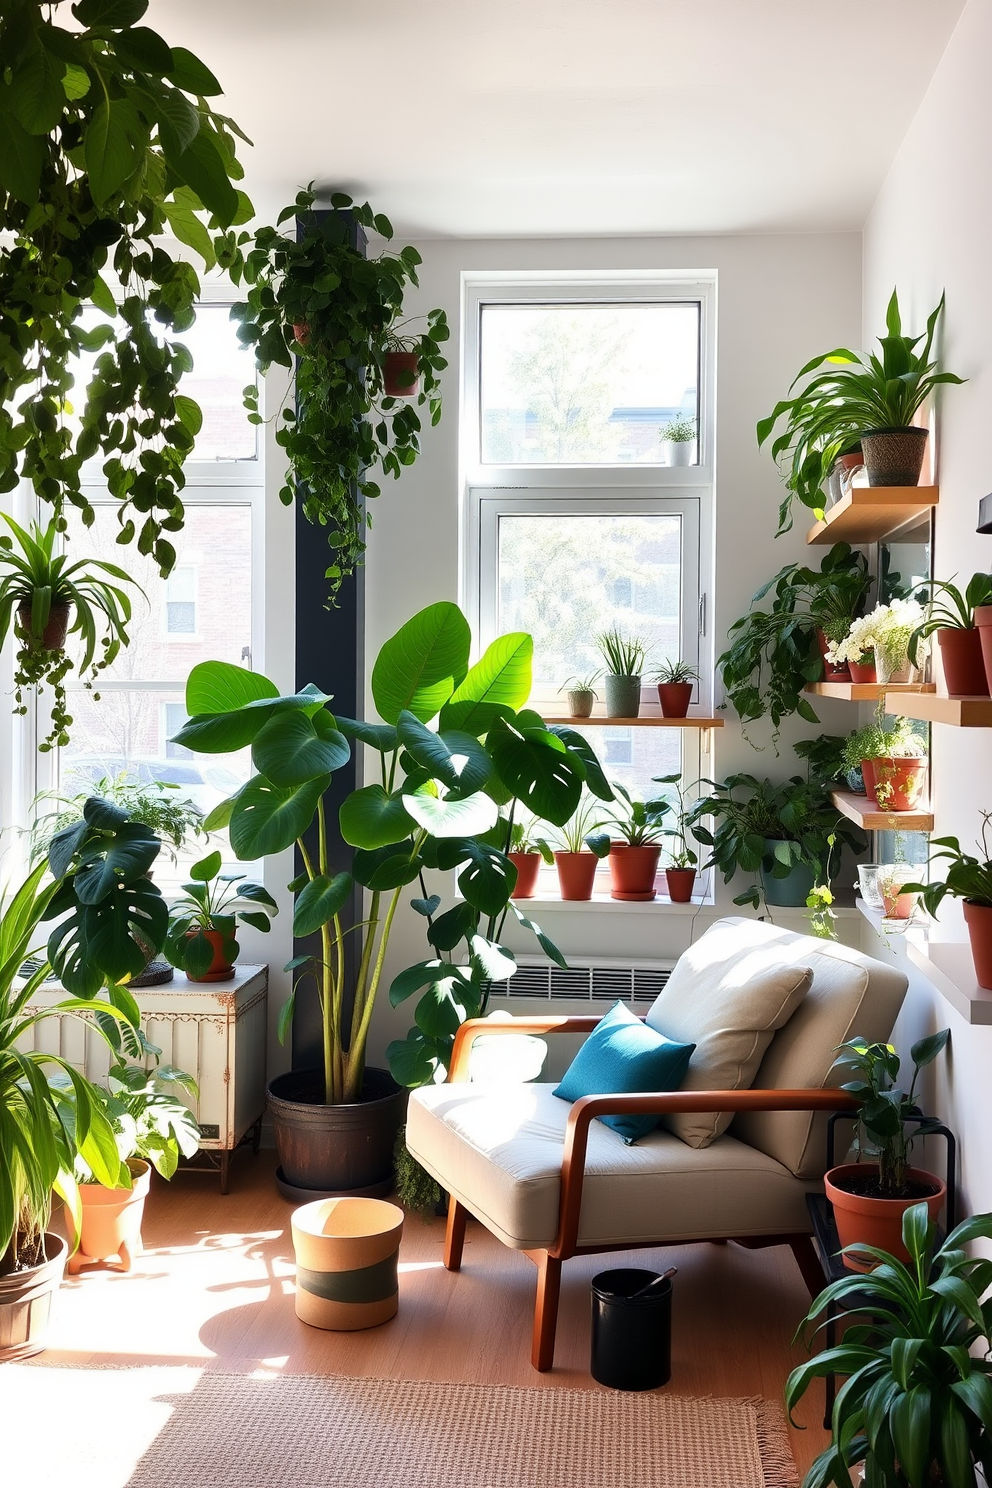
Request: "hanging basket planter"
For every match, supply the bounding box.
[16,601,72,652]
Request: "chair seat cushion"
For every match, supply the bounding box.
[407,1082,818,1251]
[553,1000,695,1143]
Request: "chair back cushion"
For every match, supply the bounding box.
[645,918,812,1148]
[729,920,907,1178]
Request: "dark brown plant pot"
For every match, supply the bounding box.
[825,1164,945,1271]
[267,1067,407,1196]
[963,901,992,990]
[937,627,990,696]
[0,1232,68,1361]
[508,851,542,898]
[16,601,71,652]
[554,851,598,901]
[384,350,420,397]
[656,682,692,717]
[872,757,928,812]
[665,867,696,903]
[816,628,850,681]
[187,927,236,983]
[608,844,661,902]
[848,657,877,684]
[860,427,928,487]
[971,607,992,695]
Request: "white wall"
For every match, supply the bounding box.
[864,0,992,1218]
[361,229,864,1063]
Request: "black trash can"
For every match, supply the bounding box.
[590,1267,672,1390]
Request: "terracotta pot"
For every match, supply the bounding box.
[186,926,236,983]
[508,851,542,899]
[292,1196,404,1332]
[938,627,990,697]
[963,901,992,990]
[816,629,850,681]
[873,757,928,813]
[848,657,877,684]
[383,350,419,397]
[0,1232,68,1361]
[66,1158,151,1275]
[860,758,878,796]
[665,867,697,903]
[976,606,992,694]
[657,681,692,717]
[567,688,595,718]
[825,1163,945,1271]
[16,601,71,652]
[881,883,917,920]
[608,844,661,902]
[292,322,310,346]
[554,851,599,901]
[861,427,929,487]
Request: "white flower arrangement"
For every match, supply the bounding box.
[825,599,926,667]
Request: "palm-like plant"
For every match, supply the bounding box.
[597,627,648,677]
[759,290,964,535]
[786,1202,992,1488]
[590,781,671,848]
[0,515,139,750]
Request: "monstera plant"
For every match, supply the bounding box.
[173,603,613,1196]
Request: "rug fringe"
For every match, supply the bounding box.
[750,1397,801,1488]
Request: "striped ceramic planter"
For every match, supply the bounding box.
[292,1196,404,1331]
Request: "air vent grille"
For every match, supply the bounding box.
[484,962,673,1004]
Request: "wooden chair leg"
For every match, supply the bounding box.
[790,1235,826,1299]
[444,1198,468,1272]
[531,1252,563,1372]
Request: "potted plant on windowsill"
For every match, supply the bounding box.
[172,605,598,1190]
[653,658,699,718]
[904,814,992,990]
[589,783,670,902]
[787,1203,992,1488]
[549,796,613,901]
[659,414,696,467]
[559,672,601,719]
[503,818,555,899]
[908,573,992,697]
[825,1031,949,1270]
[597,627,648,719]
[164,849,277,982]
[652,773,699,902]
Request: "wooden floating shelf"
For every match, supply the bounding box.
[804,681,935,701]
[806,485,939,545]
[831,788,934,833]
[881,691,992,728]
[904,938,992,1025]
[541,714,724,729]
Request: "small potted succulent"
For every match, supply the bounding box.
[165,850,278,982]
[825,1031,949,1269]
[505,818,554,899]
[590,783,670,902]
[908,572,992,697]
[653,772,699,902]
[597,628,649,719]
[653,658,699,718]
[659,414,696,466]
[550,796,611,900]
[904,813,992,989]
[558,671,601,719]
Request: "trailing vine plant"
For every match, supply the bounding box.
[230,187,449,603]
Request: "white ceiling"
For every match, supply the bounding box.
[151,0,965,238]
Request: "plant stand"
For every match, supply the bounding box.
[807,1112,957,1427]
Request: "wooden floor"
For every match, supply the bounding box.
[34,1150,829,1477]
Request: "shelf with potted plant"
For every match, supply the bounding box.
[804,680,934,701]
[830,790,934,833]
[539,711,724,728]
[883,692,992,727]
[805,484,939,545]
[882,572,992,725]
[895,816,992,1021]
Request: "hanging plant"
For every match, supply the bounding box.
[0,0,252,576]
[230,186,449,603]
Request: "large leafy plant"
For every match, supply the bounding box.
[164,848,277,980]
[903,813,992,915]
[718,543,871,737]
[0,0,252,574]
[70,1055,201,1182]
[759,290,964,535]
[231,186,449,602]
[834,1031,949,1198]
[786,1203,992,1488]
[173,603,611,1101]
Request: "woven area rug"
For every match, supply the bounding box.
[5,1366,798,1488]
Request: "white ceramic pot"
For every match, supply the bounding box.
[664,440,695,467]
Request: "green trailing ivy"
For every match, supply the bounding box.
[0,0,252,574]
[230,186,449,603]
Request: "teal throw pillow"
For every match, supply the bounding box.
[552,1000,695,1144]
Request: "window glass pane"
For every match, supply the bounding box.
[65,504,251,677]
[480,303,699,465]
[580,726,683,809]
[497,513,684,693]
[177,305,257,461]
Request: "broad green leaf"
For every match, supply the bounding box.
[339,785,415,850]
[889,1385,932,1488]
[397,711,492,793]
[352,842,422,891]
[548,726,615,801]
[189,850,222,882]
[427,903,476,952]
[511,905,568,969]
[252,710,350,787]
[73,0,149,25]
[186,660,278,715]
[10,42,66,134]
[293,873,352,937]
[470,935,516,981]
[388,959,463,1007]
[85,98,139,204]
[386,1030,448,1089]
[371,602,470,724]
[410,895,441,917]
[166,44,223,95]
[73,822,161,903]
[162,123,239,226]
[435,838,517,916]
[402,789,498,839]
[438,633,533,734]
[334,716,399,753]
[229,776,327,859]
[487,722,583,826]
[415,973,480,1038]
[0,110,44,203]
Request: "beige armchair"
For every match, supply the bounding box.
[406,917,908,1371]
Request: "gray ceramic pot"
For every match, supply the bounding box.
[604,675,642,718]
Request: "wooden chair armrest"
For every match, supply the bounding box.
[448,1014,613,1082]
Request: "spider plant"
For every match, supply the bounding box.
[550,795,613,855]
[589,781,671,849]
[908,573,992,666]
[654,658,700,685]
[597,627,648,678]
[0,515,140,750]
